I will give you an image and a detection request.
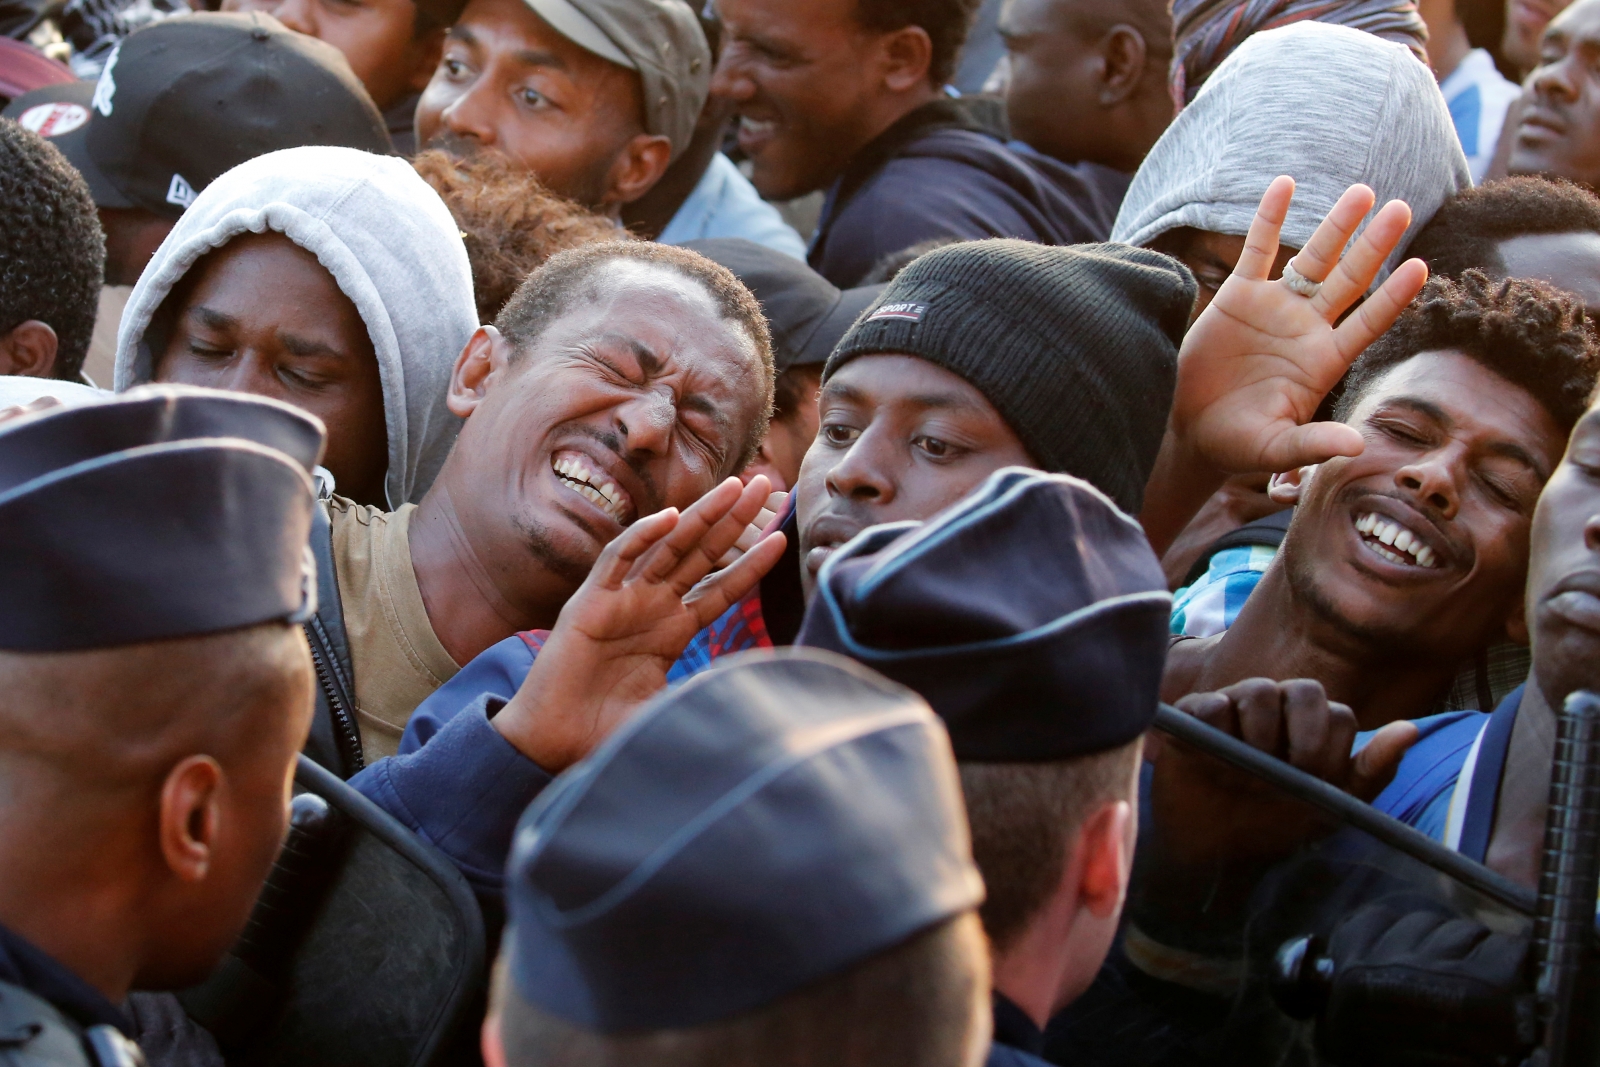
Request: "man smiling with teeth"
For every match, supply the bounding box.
[1164,270,1600,729]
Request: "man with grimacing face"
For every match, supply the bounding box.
[1164,272,1600,731]
[1509,0,1600,190]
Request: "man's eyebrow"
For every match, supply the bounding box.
[190,306,236,332]
[679,391,732,440]
[447,24,476,44]
[736,27,800,59]
[1485,439,1550,479]
[511,48,568,71]
[1377,395,1453,428]
[279,332,350,360]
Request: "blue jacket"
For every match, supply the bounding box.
[807,99,1131,288]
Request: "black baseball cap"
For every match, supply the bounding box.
[3,12,392,219]
[684,238,883,373]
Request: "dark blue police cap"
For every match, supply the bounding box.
[505,649,984,1033]
[0,386,324,652]
[798,467,1171,762]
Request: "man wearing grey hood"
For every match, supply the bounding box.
[1114,20,1472,583]
[1113,20,1470,319]
[113,144,484,763]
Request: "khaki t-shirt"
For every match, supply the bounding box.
[328,497,460,762]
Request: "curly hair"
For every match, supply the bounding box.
[0,119,104,381]
[413,150,626,323]
[1335,271,1600,435]
[495,241,775,469]
[856,0,983,86]
[1403,176,1600,282]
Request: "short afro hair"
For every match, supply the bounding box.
[412,149,626,323]
[0,119,104,381]
[856,0,982,86]
[1404,176,1600,281]
[1335,271,1600,437]
[494,242,775,471]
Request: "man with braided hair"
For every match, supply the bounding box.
[0,119,103,383]
[1164,272,1600,733]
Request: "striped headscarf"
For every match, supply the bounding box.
[1170,0,1430,107]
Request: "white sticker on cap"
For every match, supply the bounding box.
[16,103,88,137]
[166,174,195,209]
[91,43,120,117]
[866,302,926,323]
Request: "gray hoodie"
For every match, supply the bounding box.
[1112,22,1471,281]
[115,146,478,508]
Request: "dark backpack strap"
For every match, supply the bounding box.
[1180,508,1294,589]
[302,500,364,779]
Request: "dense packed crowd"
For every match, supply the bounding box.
[2,0,1599,1064]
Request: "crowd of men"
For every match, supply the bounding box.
[3,0,1600,1063]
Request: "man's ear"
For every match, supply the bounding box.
[601,134,674,209]
[880,24,935,92]
[1078,800,1134,919]
[407,27,447,94]
[448,326,510,418]
[0,320,59,378]
[1097,26,1149,106]
[1268,466,1316,506]
[159,755,224,883]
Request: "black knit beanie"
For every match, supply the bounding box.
[823,240,1196,515]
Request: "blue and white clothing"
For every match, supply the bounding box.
[1440,49,1522,184]
[1170,543,1276,637]
[659,152,806,259]
[1363,685,1525,857]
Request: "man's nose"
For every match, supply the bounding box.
[1533,57,1579,104]
[616,392,675,458]
[267,0,315,37]
[1394,452,1461,520]
[710,47,757,104]
[823,427,896,504]
[1584,510,1600,553]
[441,81,496,144]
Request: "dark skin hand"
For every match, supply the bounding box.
[154,232,389,506]
[1483,399,1600,887]
[223,0,442,110]
[492,475,785,771]
[1148,678,1418,870]
[1165,351,1560,729]
[408,259,768,666]
[710,0,942,200]
[1508,0,1600,189]
[415,0,670,213]
[998,0,1173,172]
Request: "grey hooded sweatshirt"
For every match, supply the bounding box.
[114,145,478,508]
[1112,21,1471,281]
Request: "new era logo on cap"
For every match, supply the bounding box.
[866,302,926,323]
[166,174,195,209]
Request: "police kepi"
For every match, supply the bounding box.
[489,650,992,1067]
[0,386,323,1066]
[798,468,1172,1067]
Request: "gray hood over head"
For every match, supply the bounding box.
[1111,21,1470,283]
[114,145,479,508]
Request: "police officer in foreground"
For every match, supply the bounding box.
[0,386,324,1065]
[484,650,992,1067]
[795,468,1172,1067]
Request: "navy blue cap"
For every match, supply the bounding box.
[0,386,324,652]
[505,649,984,1033]
[798,468,1172,762]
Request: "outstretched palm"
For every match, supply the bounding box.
[1174,177,1429,476]
[493,476,786,771]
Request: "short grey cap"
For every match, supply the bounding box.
[522,0,711,161]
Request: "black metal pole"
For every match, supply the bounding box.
[1533,690,1600,1067]
[1152,703,1537,916]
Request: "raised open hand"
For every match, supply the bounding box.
[493,476,787,771]
[1173,176,1429,476]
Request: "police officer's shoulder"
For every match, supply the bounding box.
[0,980,143,1067]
